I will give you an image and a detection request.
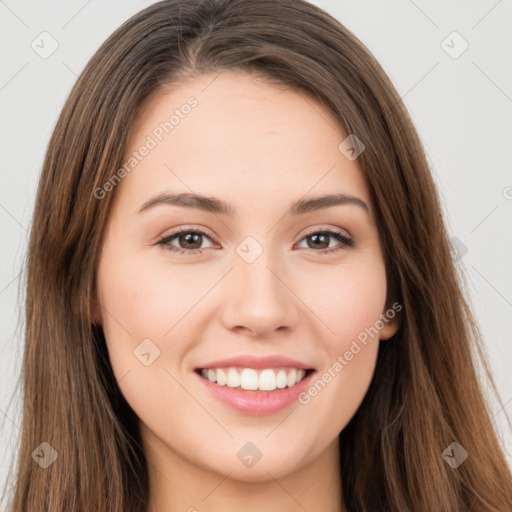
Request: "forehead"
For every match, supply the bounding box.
[116,71,371,215]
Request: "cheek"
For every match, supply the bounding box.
[96,247,197,418]
[95,244,180,379]
[98,247,199,337]
[295,260,386,418]
[301,259,388,351]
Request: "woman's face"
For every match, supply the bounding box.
[94,71,399,482]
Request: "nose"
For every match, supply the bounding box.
[220,251,301,337]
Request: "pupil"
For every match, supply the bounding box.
[182,233,201,248]
[310,233,328,249]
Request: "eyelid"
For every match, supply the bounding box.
[300,224,352,240]
[158,223,213,237]
[157,226,217,246]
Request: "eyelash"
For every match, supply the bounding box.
[156,227,354,256]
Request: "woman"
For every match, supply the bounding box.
[4,0,512,510]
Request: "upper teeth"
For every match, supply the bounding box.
[200,367,307,391]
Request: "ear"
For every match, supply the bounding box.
[379,301,402,340]
[92,302,103,326]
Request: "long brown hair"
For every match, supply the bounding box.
[3,0,511,510]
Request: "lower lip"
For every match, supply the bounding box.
[194,370,315,415]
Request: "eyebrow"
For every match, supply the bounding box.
[137,191,369,216]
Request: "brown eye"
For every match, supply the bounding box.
[297,229,353,254]
[175,232,203,250]
[157,228,215,254]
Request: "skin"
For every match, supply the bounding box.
[94,71,399,512]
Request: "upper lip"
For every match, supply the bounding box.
[196,355,314,370]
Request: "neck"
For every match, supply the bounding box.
[142,424,345,512]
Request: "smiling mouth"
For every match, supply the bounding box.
[195,367,314,392]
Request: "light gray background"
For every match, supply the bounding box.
[1,0,511,504]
